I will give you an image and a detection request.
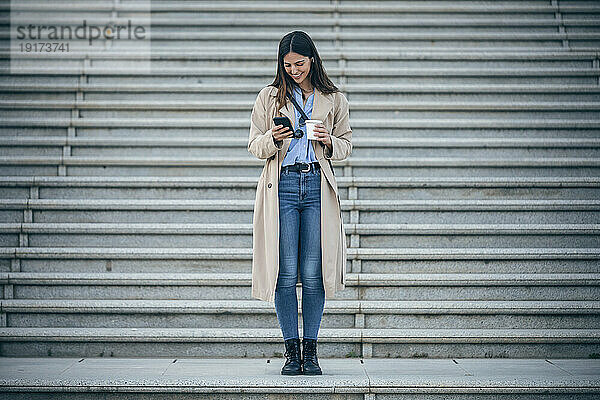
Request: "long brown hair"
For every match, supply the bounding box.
[269,30,339,114]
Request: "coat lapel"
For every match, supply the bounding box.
[310,86,334,124]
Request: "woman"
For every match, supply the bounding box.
[247,31,352,376]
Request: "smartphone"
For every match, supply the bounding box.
[273,116,294,134]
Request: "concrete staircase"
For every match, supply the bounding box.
[1,0,600,397]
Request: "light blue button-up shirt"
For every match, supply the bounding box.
[281,84,319,167]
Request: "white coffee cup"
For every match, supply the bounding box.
[305,120,322,140]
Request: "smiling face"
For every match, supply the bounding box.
[283,51,312,86]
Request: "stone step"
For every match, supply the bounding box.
[1,271,598,301]
[2,198,600,225]
[1,327,599,358]
[0,246,600,276]
[3,136,600,159]
[1,222,599,248]
[1,356,598,399]
[3,117,599,129]
[4,102,599,123]
[6,49,600,67]
[1,24,583,37]
[3,270,599,284]
[5,41,592,53]
[2,83,600,104]
[5,30,598,40]
[5,276,598,302]
[5,24,599,38]
[4,50,597,63]
[12,222,597,234]
[2,176,598,201]
[2,155,600,179]
[62,130,600,140]
[5,114,599,125]
[3,83,599,92]
[4,1,590,13]
[8,15,591,28]
[2,100,600,122]
[5,137,600,147]
[5,99,600,110]
[3,299,599,329]
[13,198,595,211]
[6,66,599,76]
[6,92,600,103]
[4,47,597,54]
[5,73,595,85]
[2,246,598,274]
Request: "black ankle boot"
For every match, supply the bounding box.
[301,338,322,375]
[281,338,302,375]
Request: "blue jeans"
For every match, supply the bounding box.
[275,166,325,341]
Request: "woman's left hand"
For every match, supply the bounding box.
[313,123,332,151]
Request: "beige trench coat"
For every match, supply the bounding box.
[247,85,352,303]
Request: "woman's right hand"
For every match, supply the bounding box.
[272,124,293,142]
